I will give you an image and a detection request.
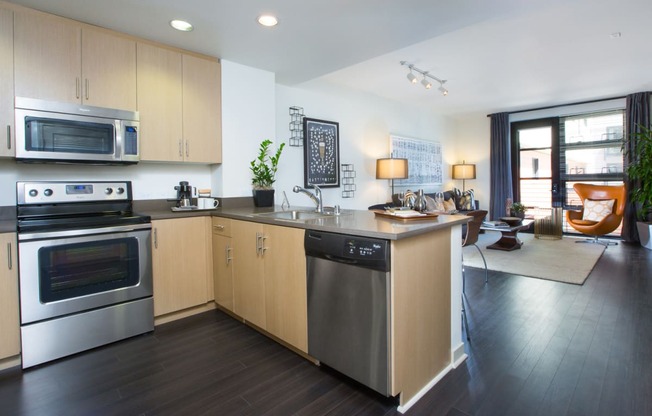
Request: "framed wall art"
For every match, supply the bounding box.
[390,134,443,186]
[303,118,340,187]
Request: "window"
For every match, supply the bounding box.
[560,111,625,208]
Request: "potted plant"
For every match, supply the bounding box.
[250,139,285,207]
[510,202,526,219]
[624,124,652,249]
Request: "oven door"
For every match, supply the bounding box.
[18,224,152,324]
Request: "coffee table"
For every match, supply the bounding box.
[480,219,534,251]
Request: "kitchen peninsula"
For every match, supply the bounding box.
[149,204,469,412]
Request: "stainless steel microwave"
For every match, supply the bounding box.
[15,97,140,164]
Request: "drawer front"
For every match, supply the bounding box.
[211,217,231,237]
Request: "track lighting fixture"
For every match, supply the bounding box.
[400,61,448,95]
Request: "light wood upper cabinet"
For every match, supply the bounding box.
[138,43,221,163]
[0,233,20,360]
[81,28,137,110]
[14,10,137,111]
[182,55,222,163]
[152,217,211,317]
[0,7,14,157]
[137,42,183,162]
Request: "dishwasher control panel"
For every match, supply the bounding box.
[344,239,385,260]
[305,230,390,272]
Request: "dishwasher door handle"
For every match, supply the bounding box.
[323,254,359,265]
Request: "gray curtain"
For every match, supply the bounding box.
[490,113,513,219]
[623,92,651,242]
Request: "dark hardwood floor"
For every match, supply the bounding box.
[1,241,651,416]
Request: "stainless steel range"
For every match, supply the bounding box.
[16,181,153,369]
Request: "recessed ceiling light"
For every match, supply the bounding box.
[170,19,193,32]
[257,14,278,27]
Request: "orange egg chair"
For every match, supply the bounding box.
[566,183,626,246]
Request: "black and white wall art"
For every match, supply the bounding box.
[303,118,340,187]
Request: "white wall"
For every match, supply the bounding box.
[274,80,459,210]
[212,60,276,197]
[0,159,212,206]
[452,113,491,211]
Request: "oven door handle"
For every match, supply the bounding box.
[18,223,152,241]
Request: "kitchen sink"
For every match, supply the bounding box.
[255,209,333,221]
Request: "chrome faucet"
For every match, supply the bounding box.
[293,184,323,213]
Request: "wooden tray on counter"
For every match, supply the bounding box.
[372,210,439,222]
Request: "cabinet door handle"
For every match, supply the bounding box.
[213,224,225,231]
[225,245,232,265]
[260,235,268,256]
[6,242,11,270]
[85,78,89,100]
[6,125,10,150]
[185,140,189,157]
[76,77,80,99]
[255,232,260,255]
[154,228,158,249]
[178,139,183,157]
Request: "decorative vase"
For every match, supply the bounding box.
[253,189,275,207]
[413,189,427,212]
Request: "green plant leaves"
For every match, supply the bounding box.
[250,139,285,189]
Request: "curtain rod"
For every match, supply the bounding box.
[486,95,628,117]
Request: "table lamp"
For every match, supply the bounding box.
[452,161,476,192]
[376,158,409,197]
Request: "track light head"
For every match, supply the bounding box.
[421,76,432,89]
[407,70,417,84]
[438,81,448,96]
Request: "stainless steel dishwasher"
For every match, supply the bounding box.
[305,230,391,396]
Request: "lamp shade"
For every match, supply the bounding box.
[452,163,476,180]
[376,158,408,179]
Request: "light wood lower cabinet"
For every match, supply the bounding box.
[230,220,307,352]
[152,217,212,317]
[0,233,20,360]
[212,217,234,311]
[263,225,307,352]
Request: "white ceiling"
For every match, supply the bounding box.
[6,0,652,117]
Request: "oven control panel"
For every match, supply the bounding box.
[17,181,131,204]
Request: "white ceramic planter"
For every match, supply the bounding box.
[638,221,652,250]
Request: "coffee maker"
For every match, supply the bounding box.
[174,181,194,207]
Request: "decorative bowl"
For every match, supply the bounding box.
[500,216,523,226]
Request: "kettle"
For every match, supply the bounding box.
[174,181,194,207]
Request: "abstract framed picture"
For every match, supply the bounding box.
[302,118,340,188]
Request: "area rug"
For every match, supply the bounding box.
[463,233,606,285]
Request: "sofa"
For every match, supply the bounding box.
[369,188,479,212]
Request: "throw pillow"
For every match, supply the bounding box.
[454,188,475,211]
[443,198,456,212]
[582,199,615,222]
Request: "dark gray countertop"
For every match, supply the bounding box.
[143,200,470,240]
[1,200,469,240]
[212,206,469,240]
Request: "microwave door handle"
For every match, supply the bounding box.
[115,121,122,161]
